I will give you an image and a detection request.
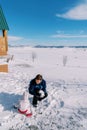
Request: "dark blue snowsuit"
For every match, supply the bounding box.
[29,78,48,106]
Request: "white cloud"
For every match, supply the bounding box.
[56,3,87,20]
[56,30,64,34]
[80,30,85,34]
[51,34,87,38]
[8,36,23,42]
[8,35,37,46]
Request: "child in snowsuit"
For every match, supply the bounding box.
[29,74,48,107]
[15,91,32,117]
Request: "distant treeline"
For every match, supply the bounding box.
[34,45,87,48]
[9,45,87,48]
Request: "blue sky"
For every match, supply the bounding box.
[0,0,87,46]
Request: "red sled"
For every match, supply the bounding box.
[18,109,32,117]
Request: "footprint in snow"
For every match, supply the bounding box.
[60,101,64,108]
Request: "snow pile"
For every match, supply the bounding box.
[0,47,87,130]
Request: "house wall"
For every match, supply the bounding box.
[0,37,7,55]
[0,30,8,72]
[0,30,8,56]
[0,64,8,72]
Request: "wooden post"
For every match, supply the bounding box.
[3,30,8,51]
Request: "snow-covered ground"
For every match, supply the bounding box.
[0,47,87,130]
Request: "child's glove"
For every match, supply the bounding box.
[35,95,42,101]
[44,92,48,97]
[38,97,43,101]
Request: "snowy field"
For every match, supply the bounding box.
[0,47,87,130]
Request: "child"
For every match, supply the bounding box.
[29,74,48,107]
[14,91,32,117]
